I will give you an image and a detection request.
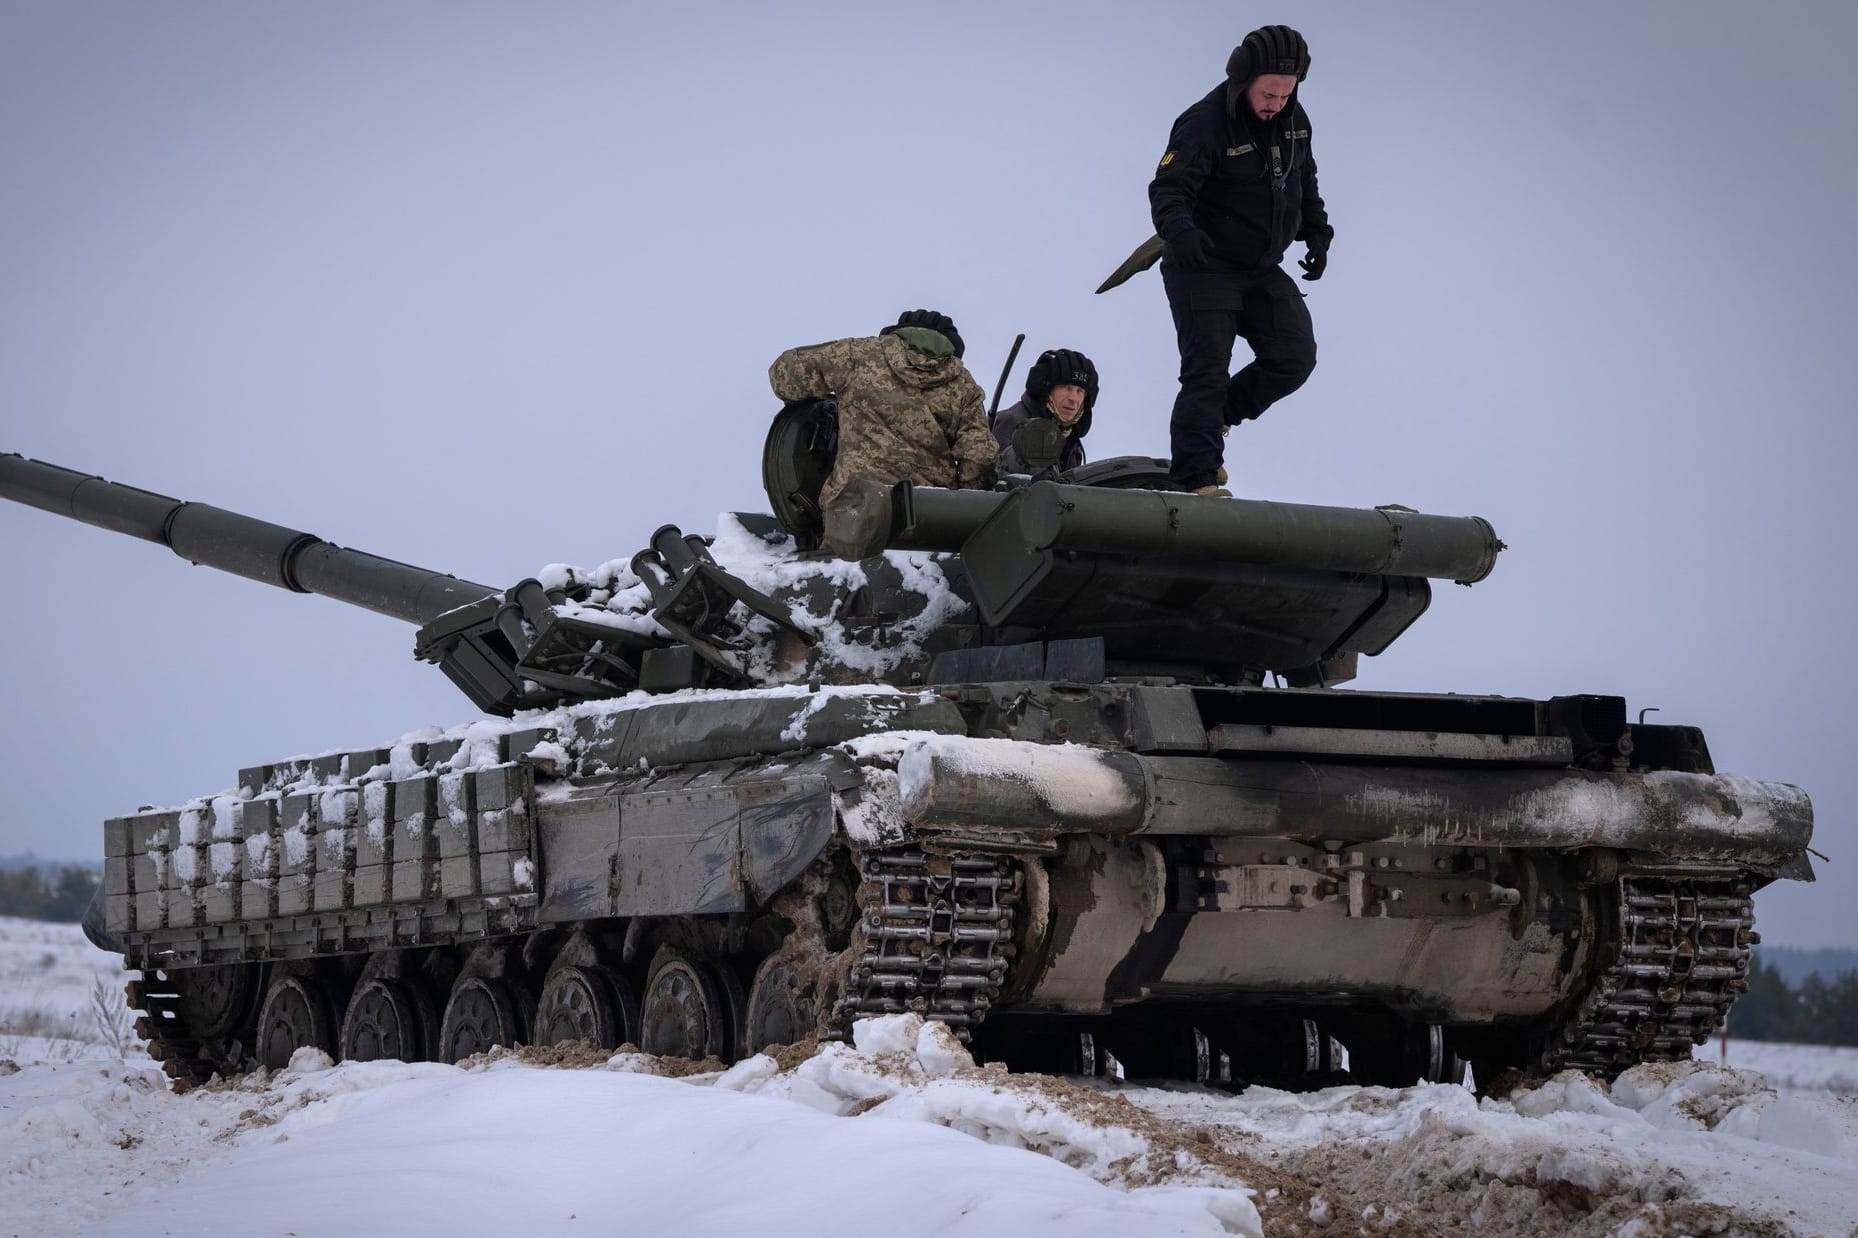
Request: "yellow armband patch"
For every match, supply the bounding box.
[1158,150,1176,168]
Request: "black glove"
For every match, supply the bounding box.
[1298,236,1329,281]
[1165,229,1213,271]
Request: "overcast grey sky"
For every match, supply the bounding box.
[2,1,1853,949]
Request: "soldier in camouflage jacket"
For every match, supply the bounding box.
[769,310,997,508]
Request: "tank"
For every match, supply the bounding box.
[0,432,1814,1091]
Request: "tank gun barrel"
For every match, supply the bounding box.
[1,453,499,625]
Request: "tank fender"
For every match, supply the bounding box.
[898,736,1813,865]
[570,689,966,772]
[81,889,124,955]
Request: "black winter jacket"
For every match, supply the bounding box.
[1149,81,1332,274]
[992,396,1089,475]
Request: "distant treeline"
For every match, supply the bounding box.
[0,864,100,922]
[1729,953,1858,1046]
[1757,944,1858,988]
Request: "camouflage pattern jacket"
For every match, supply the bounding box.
[769,328,997,506]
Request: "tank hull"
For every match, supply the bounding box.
[101,678,1805,1086]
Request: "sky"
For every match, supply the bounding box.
[4,918,1858,1237]
[1,1,1854,948]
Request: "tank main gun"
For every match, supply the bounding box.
[0,453,678,715]
[0,453,499,624]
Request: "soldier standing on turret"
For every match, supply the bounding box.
[1150,25,1333,497]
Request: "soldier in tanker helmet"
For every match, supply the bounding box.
[992,348,1097,475]
[768,308,997,511]
[1149,24,1333,497]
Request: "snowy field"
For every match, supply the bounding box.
[4,917,1857,1238]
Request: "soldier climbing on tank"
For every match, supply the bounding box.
[769,309,997,558]
[1132,24,1333,498]
[992,348,1097,476]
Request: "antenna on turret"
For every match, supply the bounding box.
[988,333,1026,426]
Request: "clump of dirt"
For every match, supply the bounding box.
[226,1107,278,1136]
[194,1067,267,1094]
[765,1037,824,1072]
[989,1068,1786,1238]
[504,1041,619,1070]
[0,1059,19,1076]
[1264,1120,1790,1237]
[992,1073,1432,1237]
[649,1052,728,1078]
[1473,1067,1530,1100]
[456,1044,514,1069]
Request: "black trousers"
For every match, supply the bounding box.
[1162,263,1317,490]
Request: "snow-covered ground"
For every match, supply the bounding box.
[4,916,1856,1238]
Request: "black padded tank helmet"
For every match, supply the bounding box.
[1025,348,1099,413]
[1226,24,1310,84]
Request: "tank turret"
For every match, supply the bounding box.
[5,439,1504,701]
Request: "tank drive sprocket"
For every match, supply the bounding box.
[1543,872,1756,1076]
[829,847,1021,1040]
[126,963,263,1086]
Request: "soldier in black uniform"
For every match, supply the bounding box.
[1150,25,1332,496]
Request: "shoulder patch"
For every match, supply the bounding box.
[1285,128,1310,140]
[1158,150,1176,168]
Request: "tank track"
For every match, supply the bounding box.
[828,847,1020,1040]
[123,959,258,1085]
[126,968,247,1089]
[1542,872,1755,1076]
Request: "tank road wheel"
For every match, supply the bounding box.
[438,976,529,1063]
[1100,1020,1208,1083]
[534,965,640,1051]
[1203,1015,1342,1091]
[255,975,337,1070]
[340,978,431,1063]
[1347,1019,1467,1087]
[970,1016,1104,1076]
[745,955,820,1053]
[640,948,733,1062]
[174,964,263,1040]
